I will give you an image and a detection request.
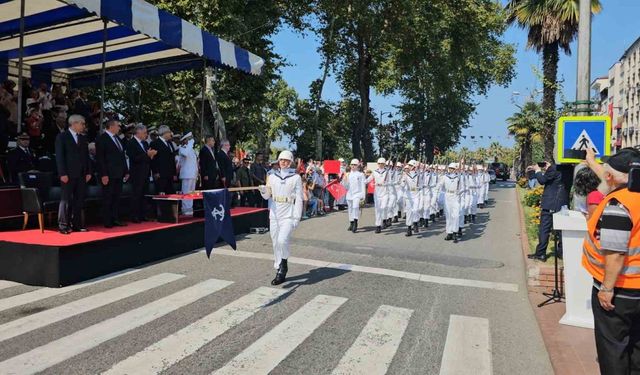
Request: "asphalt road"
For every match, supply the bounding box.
[0,181,553,375]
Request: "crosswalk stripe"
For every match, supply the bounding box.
[103,286,287,375]
[0,273,183,343]
[0,278,233,375]
[332,305,413,375]
[439,315,492,375]
[0,280,20,291]
[0,268,140,313]
[213,294,348,375]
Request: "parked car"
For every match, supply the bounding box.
[488,170,497,184]
[490,162,509,181]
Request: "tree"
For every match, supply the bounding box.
[506,0,601,161]
[507,101,543,174]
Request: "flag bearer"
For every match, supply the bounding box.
[344,159,366,233]
[258,150,303,285]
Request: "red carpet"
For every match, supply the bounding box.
[0,207,266,246]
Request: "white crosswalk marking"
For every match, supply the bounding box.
[0,273,183,343]
[439,315,492,375]
[103,286,287,375]
[0,278,233,375]
[0,280,20,291]
[0,268,140,313]
[213,294,348,375]
[332,305,413,375]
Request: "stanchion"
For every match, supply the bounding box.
[538,231,564,307]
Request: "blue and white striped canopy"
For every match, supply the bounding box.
[0,0,264,87]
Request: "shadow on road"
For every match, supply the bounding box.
[263,267,350,306]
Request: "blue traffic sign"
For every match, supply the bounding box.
[556,116,611,164]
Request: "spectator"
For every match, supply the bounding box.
[199,135,221,189]
[526,166,537,189]
[178,132,198,216]
[24,108,43,153]
[573,166,604,219]
[127,124,156,223]
[217,139,233,188]
[0,80,18,135]
[51,83,66,106]
[250,152,268,207]
[87,142,98,184]
[55,114,92,234]
[150,125,177,194]
[37,83,52,111]
[236,157,252,206]
[0,104,9,154]
[96,119,129,228]
[7,132,36,183]
[582,148,640,374]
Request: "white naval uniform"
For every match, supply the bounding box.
[367,168,390,227]
[437,172,462,234]
[402,171,421,227]
[344,171,366,221]
[386,169,398,220]
[469,173,479,215]
[483,172,490,202]
[421,171,433,220]
[178,142,198,215]
[394,168,405,215]
[260,168,303,269]
[458,172,468,228]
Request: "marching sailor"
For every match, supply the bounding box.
[437,163,462,242]
[386,160,398,226]
[402,160,421,236]
[258,150,303,285]
[395,162,405,221]
[367,158,390,233]
[344,159,367,233]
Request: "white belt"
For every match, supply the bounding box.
[273,196,295,203]
[446,190,458,194]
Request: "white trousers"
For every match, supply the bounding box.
[387,189,397,219]
[470,191,479,215]
[422,190,432,219]
[374,192,389,226]
[270,218,295,269]
[444,194,460,234]
[180,178,197,215]
[347,199,361,221]
[406,192,421,226]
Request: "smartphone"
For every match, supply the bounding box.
[629,167,640,192]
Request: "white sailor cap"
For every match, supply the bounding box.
[350,158,360,165]
[448,162,458,169]
[377,157,386,164]
[408,160,417,167]
[278,150,294,161]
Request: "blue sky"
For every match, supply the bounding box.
[270,1,640,152]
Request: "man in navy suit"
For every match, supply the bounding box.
[96,119,129,228]
[149,125,177,194]
[126,124,157,222]
[55,114,92,234]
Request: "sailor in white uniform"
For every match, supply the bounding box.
[258,150,303,285]
[177,132,198,216]
[437,163,462,242]
[367,158,390,233]
[402,160,421,236]
[344,159,367,233]
[394,162,405,221]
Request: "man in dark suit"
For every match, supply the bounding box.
[149,125,177,194]
[217,139,233,188]
[96,120,129,228]
[199,135,221,189]
[7,132,37,183]
[126,124,157,222]
[528,162,569,261]
[55,114,92,234]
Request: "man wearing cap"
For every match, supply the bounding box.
[7,132,37,183]
[582,148,640,374]
[367,158,391,233]
[259,150,303,285]
[437,163,462,242]
[96,119,129,228]
[402,160,421,236]
[178,132,198,216]
[150,125,177,195]
[344,159,366,233]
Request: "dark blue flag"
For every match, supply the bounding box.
[204,189,236,258]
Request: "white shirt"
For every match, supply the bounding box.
[261,168,303,221]
[68,128,78,144]
[345,171,366,200]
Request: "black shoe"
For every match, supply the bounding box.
[104,224,114,229]
[398,210,402,218]
[352,219,358,233]
[131,218,141,224]
[445,233,453,241]
[59,229,71,235]
[533,255,547,262]
[430,214,436,221]
[72,227,88,232]
[348,221,354,232]
[472,215,476,223]
[413,223,419,233]
[112,221,128,227]
[419,218,425,227]
[424,219,429,228]
[393,216,399,223]
[458,228,463,236]
[527,254,537,259]
[271,259,288,285]
[453,233,459,243]
[375,226,381,234]
[406,226,412,237]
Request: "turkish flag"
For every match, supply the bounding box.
[326,180,347,200]
[367,180,375,194]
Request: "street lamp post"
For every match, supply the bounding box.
[378,111,393,155]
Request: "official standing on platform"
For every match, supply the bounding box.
[344,159,366,233]
[96,119,129,228]
[178,132,198,216]
[199,136,221,190]
[126,124,156,223]
[7,132,36,183]
[55,114,92,234]
[150,125,177,194]
[582,148,640,375]
[217,139,233,188]
[258,150,303,285]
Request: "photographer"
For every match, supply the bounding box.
[582,148,640,374]
[527,161,569,261]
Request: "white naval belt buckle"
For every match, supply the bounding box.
[273,197,293,203]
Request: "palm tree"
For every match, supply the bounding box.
[506,0,601,161]
[507,101,544,174]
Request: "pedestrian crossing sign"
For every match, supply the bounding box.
[556,116,611,164]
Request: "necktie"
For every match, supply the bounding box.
[113,135,122,151]
[142,140,148,152]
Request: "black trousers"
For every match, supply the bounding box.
[58,177,86,230]
[154,176,175,195]
[130,174,148,221]
[239,192,251,207]
[592,286,640,374]
[101,178,123,226]
[534,210,563,257]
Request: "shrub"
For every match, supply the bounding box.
[523,185,544,207]
[517,177,528,188]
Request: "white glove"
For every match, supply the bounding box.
[292,219,300,228]
[258,185,268,194]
